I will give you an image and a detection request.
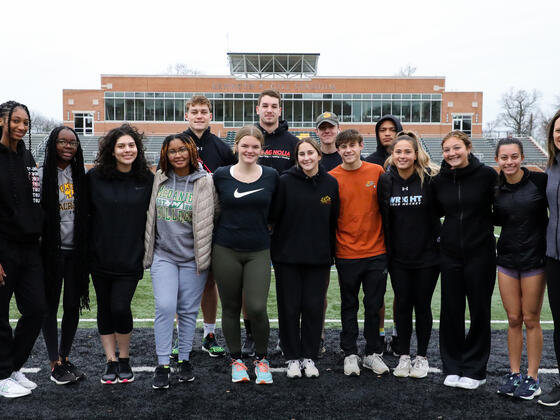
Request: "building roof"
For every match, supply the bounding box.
[227,52,320,79]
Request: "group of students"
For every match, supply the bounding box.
[1,92,560,408]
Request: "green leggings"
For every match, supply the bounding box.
[212,244,271,357]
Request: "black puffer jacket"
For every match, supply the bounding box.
[494,168,548,270]
[432,154,497,258]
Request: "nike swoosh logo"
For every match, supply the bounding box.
[234,188,264,198]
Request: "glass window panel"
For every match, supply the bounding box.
[303,101,312,122]
[145,92,155,98]
[421,101,431,122]
[134,92,144,98]
[234,93,243,98]
[225,93,233,99]
[234,100,243,122]
[333,100,342,117]
[105,98,115,120]
[125,99,134,120]
[382,101,391,116]
[155,99,164,121]
[115,92,124,98]
[411,102,421,122]
[431,101,441,122]
[243,100,254,123]
[342,100,352,122]
[164,100,174,121]
[401,101,411,122]
[115,99,125,120]
[283,100,293,123]
[293,101,303,122]
[363,94,373,100]
[372,101,382,122]
[352,101,362,122]
[352,94,362,100]
[373,94,382,99]
[155,93,164,98]
[322,100,332,114]
[294,94,303,99]
[224,100,233,122]
[333,94,343,99]
[362,101,372,123]
[313,101,322,119]
[135,99,144,121]
[422,94,432,99]
[463,116,472,134]
[213,100,224,122]
[382,94,392,100]
[342,94,352,100]
[402,94,411,99]
[145,99,155,121]
[323,94,332,99]
[392,94,402,99]
[303,94,313,99]
[392,101,402,119]
[125,92,135,97]
[175,100,184,121]
[105,92,115,98]
[411,94,421,99]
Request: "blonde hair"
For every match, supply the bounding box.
[233,126,264,154]
[384,131,439,185]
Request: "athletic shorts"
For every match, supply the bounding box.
[497,265,545,280]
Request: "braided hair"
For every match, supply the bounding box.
[41,126,90,310]
[0,100,32,150]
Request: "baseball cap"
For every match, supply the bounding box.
[315,112,339,128]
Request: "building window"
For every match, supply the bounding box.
[74,112,94,136]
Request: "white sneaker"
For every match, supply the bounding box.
[10,370,37,390]
[443,374,461,387]
[286,360,302,379]
[363,353,389,375]
[343,354,361,376]
[456,376,486,390]
[409,356,429,379]
[0,378,32,398]
[393,355,411,377]
[302,359,319,378]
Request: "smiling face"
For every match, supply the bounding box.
[442,136,471,169]
[236,135,262,165]
[495,143,523,178]
[316,122,340,147]
[297,142,321,176]
[0,106,29,146]
[256,95,282,129]
[337,140,363,167]
[392,139,416,172]
[186,103,212,135]
[55,129,79,168]
[113,134,138,172]
[167,138,190,173]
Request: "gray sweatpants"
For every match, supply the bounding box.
[151,253,208,365]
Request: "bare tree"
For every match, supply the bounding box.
[30,111,61,133]
[500,88,540,136]
[396,64,417,77]
[165,63,201,75]
[483,118,501,137]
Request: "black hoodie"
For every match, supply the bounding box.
[378,165,440,268]
[432,154,497,258]
[0,141,43,243]
[365,115,403,166]
[256,120,299,173]
[270,165,339,265]
[182,127,236,173]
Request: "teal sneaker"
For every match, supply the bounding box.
[254,359,273,385]
[202,333,226,357]
[171,337,179,361]
[231,359,250,383]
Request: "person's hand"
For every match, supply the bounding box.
[0,264,6,287]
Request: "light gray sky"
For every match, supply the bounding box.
[1,0,558,135]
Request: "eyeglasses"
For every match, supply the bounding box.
[56,140,79,148]
[167,147,189,157]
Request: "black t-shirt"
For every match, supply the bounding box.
[213,165,279,252]
[320,151,342,172]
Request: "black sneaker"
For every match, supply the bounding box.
[514,375,541,400]
[62,360,85,381]
[202,333,226,357]
[117,359,134,383]
[385,335,400,357]
[537,383,560,407]
[152,365,170,390]
[177,360,194,382]
[497,372,522,396]
[317,338,326,359]
[50,363,76,385]
[100,361,119,385]
[242,334,256,357]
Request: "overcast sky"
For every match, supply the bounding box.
[1,0,558,134]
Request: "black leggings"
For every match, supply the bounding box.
[92,274,139,335]
[390,265,439,356]
[546,257,560,376]
[42,251,81,361]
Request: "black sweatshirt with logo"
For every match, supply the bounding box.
[0,141,43,244]
[270,165,340,265]
[378,166,440,268]
[183,127,236,173]
[432,154,497,258]
[256,121,299,173]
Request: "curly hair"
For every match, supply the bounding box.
[94,123,150,180]
[158,133,199,174]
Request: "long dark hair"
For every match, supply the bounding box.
[495,137,525,189]
[0,100,32,150]
[94,123,150,180]
[158,133,199,174]
[41,126,90,309]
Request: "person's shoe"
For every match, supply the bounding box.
[302,359,319,378]
[0,378,31,398]
[456,376,486,390]
[242,334,256,357]
[117,359,134,383]
[496,372,522,396]
[152,365,170,389]
[443,374,460,387]
[61,360,85,381]
[363,353,390,375]
[343,354,361,376]
[385,335,400,357]
[50,363,76,385]
[317,338,326,359]
[10,370,37,390]
[231,359,250,383]
[537,383,560,407]
[254,359,273,384]
[170,337,179,361]
[286,360,302,379]
[272,339,284,356]
[393,355,411,378]
[100,361,119,384]
[202,333,226,357]
[514,376,541,400]
[409,356,429,379]
[177,360,195,382]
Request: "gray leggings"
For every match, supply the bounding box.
[212,244,271,357]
